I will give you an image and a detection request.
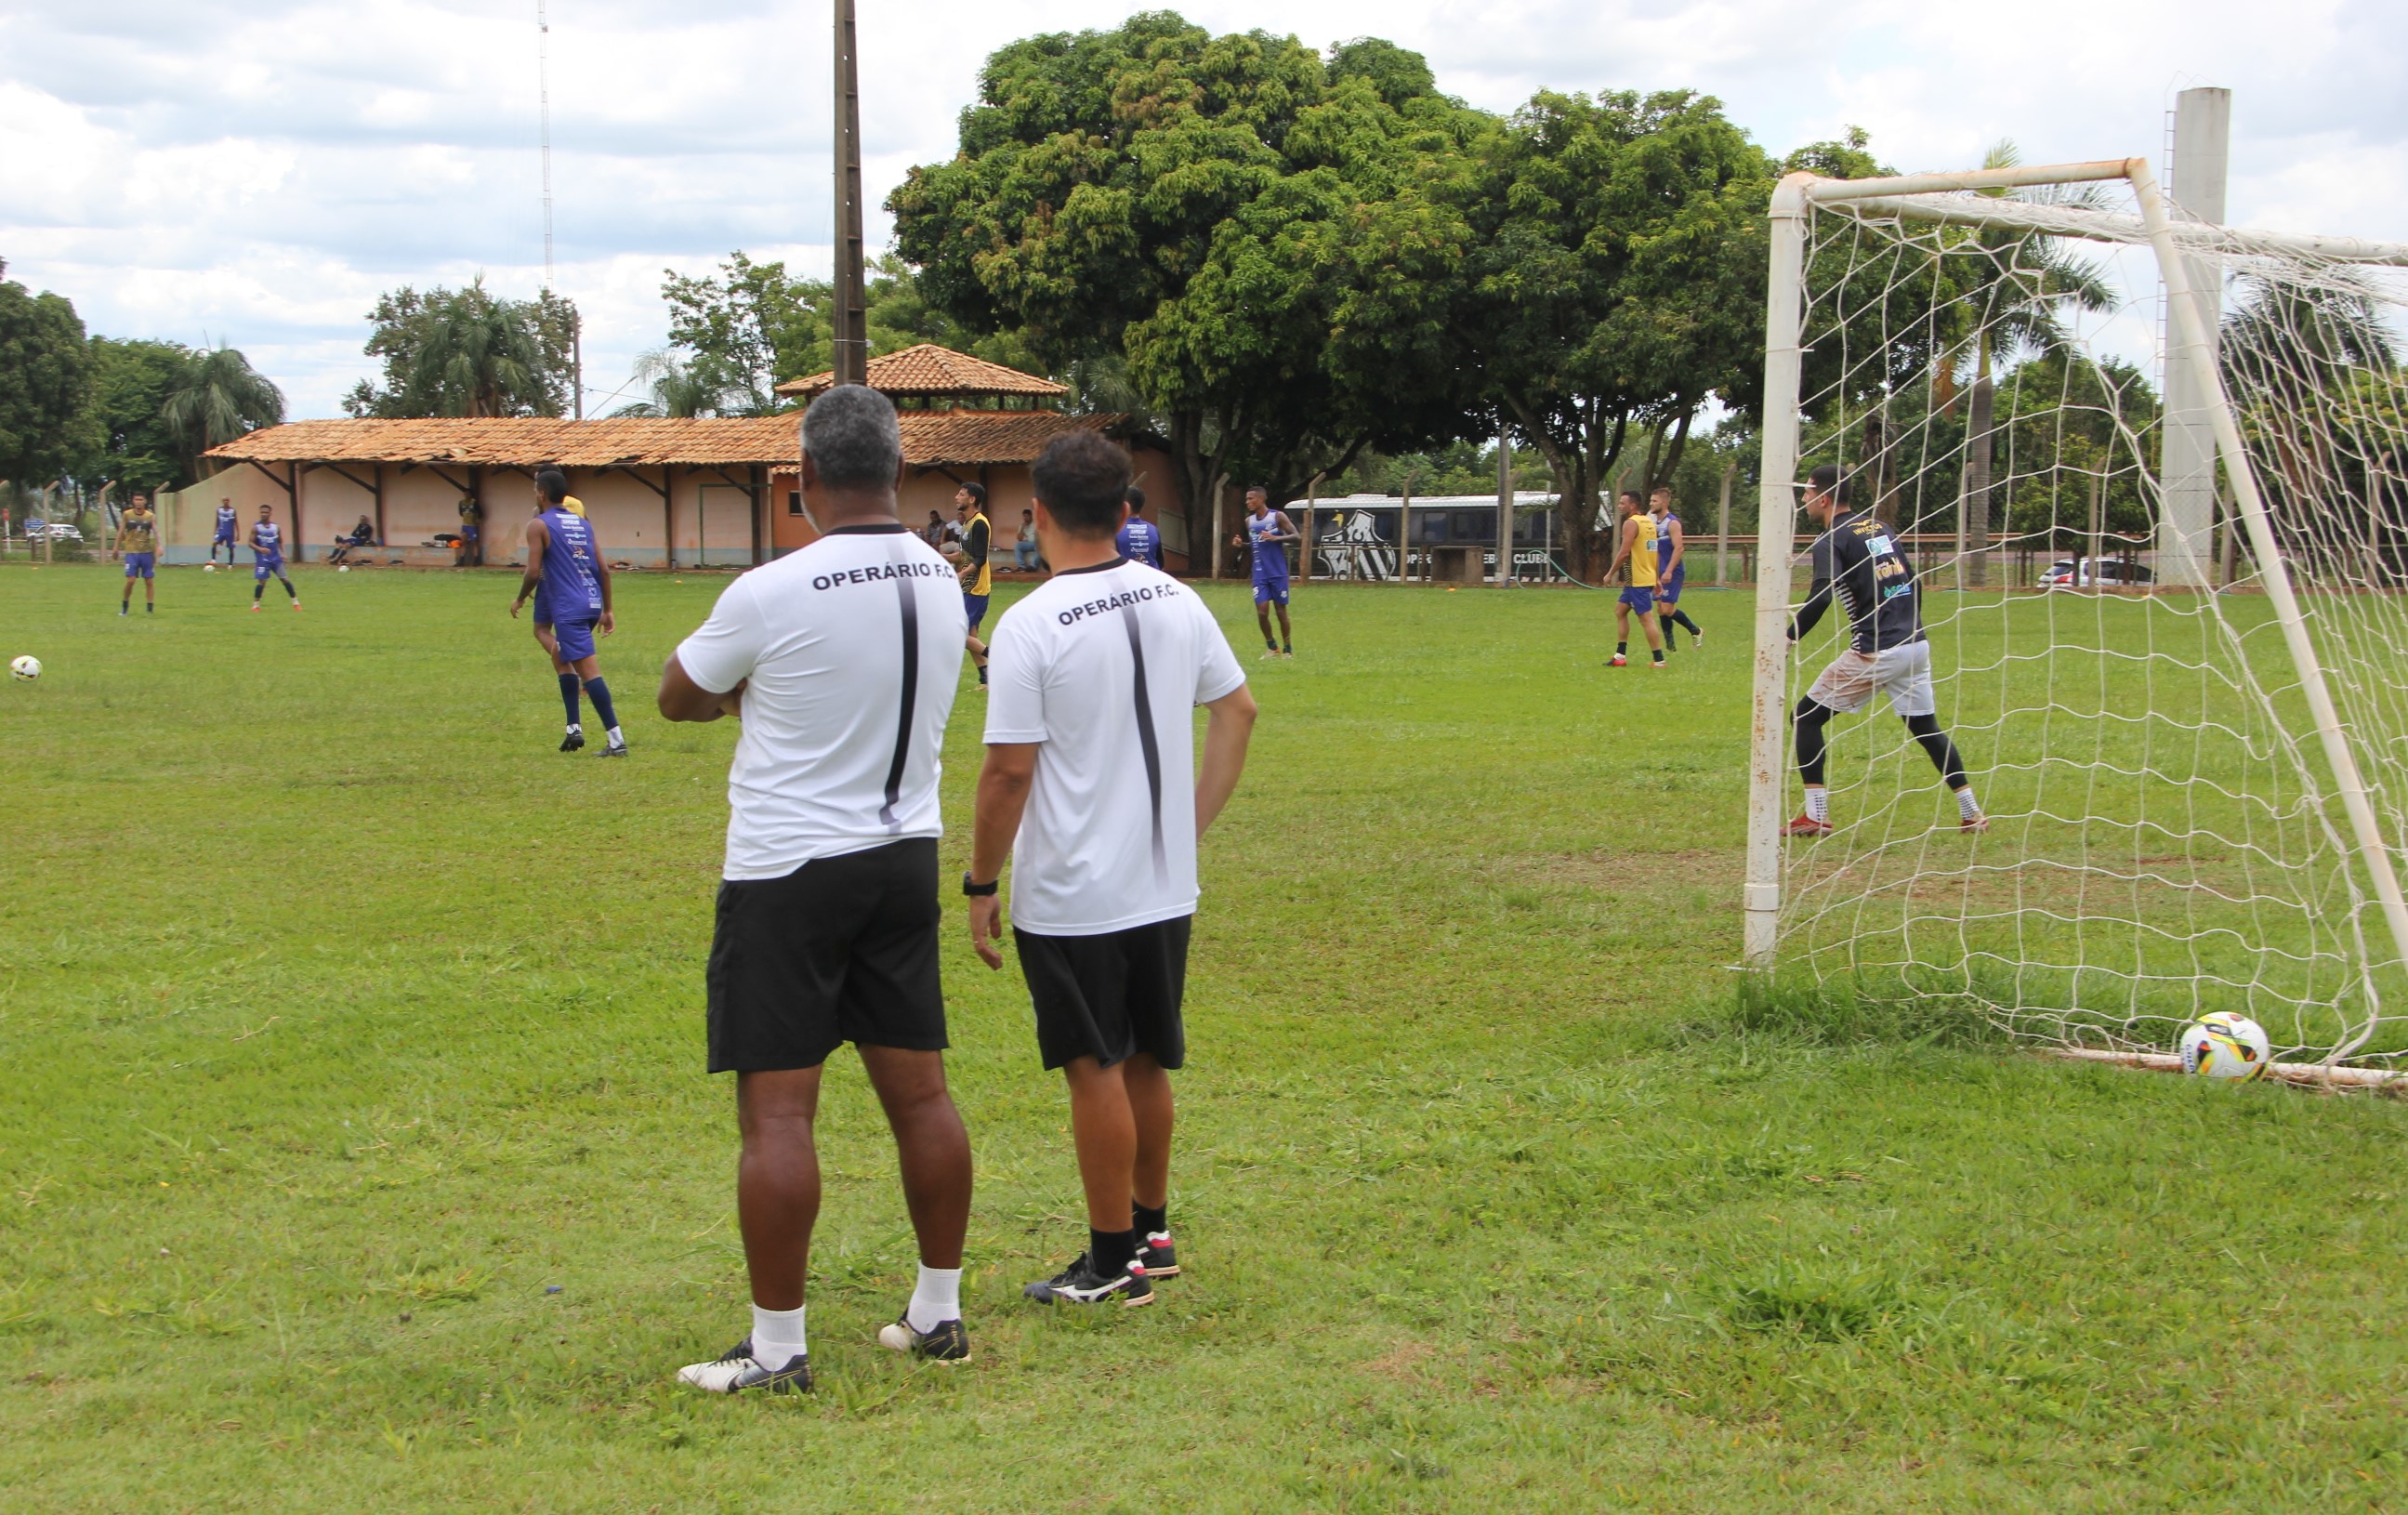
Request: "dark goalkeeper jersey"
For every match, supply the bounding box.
[1791,509,1923,653]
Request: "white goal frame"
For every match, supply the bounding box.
[1742,156,2408,1018]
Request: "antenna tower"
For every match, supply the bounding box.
[538,0,555,290]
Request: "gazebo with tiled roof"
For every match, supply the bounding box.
[775,343,1070,408]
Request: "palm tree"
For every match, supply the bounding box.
[1947,140,2120,584]
[160,345,285,475]
[409,279,546,417]
[610,349,734,418]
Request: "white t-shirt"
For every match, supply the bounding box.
[984,558,1246,935]
[675,523,967,880]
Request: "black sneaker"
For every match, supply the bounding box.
[876,1313,971,1362]
[559,728,586,753]
[599,740,627,758]
[1022,1252,1153,1308]
[675,1336,810,1394]
[1137,1230,1180,1279]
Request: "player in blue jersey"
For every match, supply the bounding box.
[1115,484,1164,570]
[210,495,241,568]
[1650,485,1704,651]
[511,468,625,755]
[248,505,299,611]
[1233,486,1297,657]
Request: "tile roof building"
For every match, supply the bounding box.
[775,343,1070,403]
[183,354,1188,571]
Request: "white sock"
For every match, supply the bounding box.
[750,1303,806,1365]
[566,721,581,733]
[1957,787,1982,821]
[607,726,625,746]
[1805,786,1829,823]
[906,1265,962,1333]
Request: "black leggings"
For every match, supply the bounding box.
[1794,695,1967,790]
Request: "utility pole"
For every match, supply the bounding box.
[537,0,554,292]
[831,0,868,387]
[1494,425,1514,586]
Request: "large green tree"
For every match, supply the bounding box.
[890,18,1486,571]
[345,280,576,418]
[0,258,101,489]
[161,344,286,476]
[86,337,193,494]
[658,253,985,414]
[1460,89,1775,581]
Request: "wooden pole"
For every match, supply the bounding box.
[831,0,868,387]
[1494,425,1513,587]
[1716,459,1734,586]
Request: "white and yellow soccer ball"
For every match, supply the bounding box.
[2179,1011,2271,1082]
[337,565,350,573]
[9,654,41,682]
[203,562,217,573]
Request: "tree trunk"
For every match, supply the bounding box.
[1963,362,1995,588]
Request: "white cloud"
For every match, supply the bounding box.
[0,0,2400,417]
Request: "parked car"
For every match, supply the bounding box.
[2040,557,2153,588]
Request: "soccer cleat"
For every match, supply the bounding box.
[1609,653,1627,667]
[1137,1230,1180,1279]
[1022,1252,1153,1308]
[676,1336,811,1394]
[118,606,128,616]
[1691,630,1704,649]
[599,740,628,758]
[559,729,586,753]
[1960,813,1991,834]
[1649,658,1666,669]
[249,603,262,613]
[1783,814,1834,837]
[876,1313,971,1363]
[290,599,302,611]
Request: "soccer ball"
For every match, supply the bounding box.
[2179,1011,2271,1082]
[9,655,40,682]
[203,562,216,573]
[338,565,350,573]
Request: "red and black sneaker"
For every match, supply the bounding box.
[1137,1230,1179,1279]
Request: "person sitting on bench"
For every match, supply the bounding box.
[329,515,377,565]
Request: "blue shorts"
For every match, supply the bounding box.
[549,618,599,664]
[1254,576,1290,607]
[213,530,236,546]
[1619,586,1655,613]
[1657,566,1684,601]
[255,557,285,581]
[963,592,990,632]
[124,552,155,579]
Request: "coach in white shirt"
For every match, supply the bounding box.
[655,384,976,1391]
[967,429,1257,1309]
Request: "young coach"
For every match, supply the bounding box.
[658,385,977,1391]
[967,431,1257,1308]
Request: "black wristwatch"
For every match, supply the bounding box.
[962,873,999,898]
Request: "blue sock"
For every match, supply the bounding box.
[583,678,619,735]
[558,673,581,727]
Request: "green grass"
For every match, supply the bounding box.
[3,561,2406,1512]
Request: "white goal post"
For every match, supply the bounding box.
[1743,156,2408,1069]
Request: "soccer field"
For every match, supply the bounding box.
[5,562,2405,1512]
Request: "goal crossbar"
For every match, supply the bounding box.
[1743,158,2408,1067]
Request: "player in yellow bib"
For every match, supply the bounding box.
[1604,490,1665,667]
[117,493,160,616]
[955,483,994,689]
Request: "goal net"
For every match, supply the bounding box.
[1744,158,2408,1073]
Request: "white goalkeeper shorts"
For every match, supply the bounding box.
[1807,640,1937,718]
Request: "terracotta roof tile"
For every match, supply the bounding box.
[204,411,1119,470]
[775,343,1069,399]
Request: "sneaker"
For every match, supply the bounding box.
[1783,814,1834,837]
[1022,1252,1153,1308]
[676,1336,811,1394]
[559,729,586,753]
[876,1313,971,1363]
[1137,1230,1180,1279]
[599,740,628,758]
[1609,654,1627,667]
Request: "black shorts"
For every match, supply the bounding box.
[705,838,947,1074]
[1012,916,1191,1072]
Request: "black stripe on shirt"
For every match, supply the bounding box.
[1119,604,1170,885]
[878,572,921,832]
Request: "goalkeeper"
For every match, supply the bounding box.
[1784,465,1987,837]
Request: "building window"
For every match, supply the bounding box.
[787,490,803,516]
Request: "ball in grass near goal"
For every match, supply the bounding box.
[9,655,40,682]
[2180,1012,2271,1082]
[202,561,216,573]
[337,565,350,573]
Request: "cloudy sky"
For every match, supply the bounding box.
[2,0,2401,418]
